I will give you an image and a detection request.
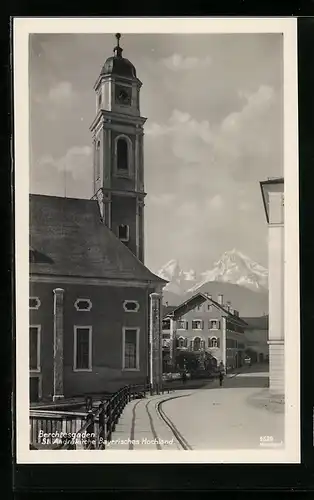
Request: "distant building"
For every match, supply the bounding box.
[162,292,248,372]
[242,315,269,363]
[29,34,167,403]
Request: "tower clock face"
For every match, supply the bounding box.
[116,86,132,106]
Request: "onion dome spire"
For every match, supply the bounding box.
[113,33,123,58]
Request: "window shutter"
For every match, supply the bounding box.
[217,338,220,348]
[201,320,204,329]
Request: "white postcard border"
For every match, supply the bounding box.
[14,17,299,464]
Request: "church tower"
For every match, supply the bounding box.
[91,33,146,263]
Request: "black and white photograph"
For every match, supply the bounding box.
[14,17,299,463]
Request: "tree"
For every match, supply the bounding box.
[175,350,217,376]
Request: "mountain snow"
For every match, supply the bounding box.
[157,249,268,295]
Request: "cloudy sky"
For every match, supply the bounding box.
[29,33,283,274]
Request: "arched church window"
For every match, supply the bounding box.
[95,140,101,181]
[98,92,102,109]
[117,137,128,171]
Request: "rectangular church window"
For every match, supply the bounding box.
[74,326,92,371]
[123,328,139,370]
[30,326,40,371]
[118,224,129,242]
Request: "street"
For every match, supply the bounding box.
[107,364,284,450]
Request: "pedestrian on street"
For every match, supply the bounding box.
[218,361,225,387]
[182,367,187,384]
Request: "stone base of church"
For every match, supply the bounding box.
[268,339,284,396]
[53,394,64,402]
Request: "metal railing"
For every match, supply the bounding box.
[30,383,150,450]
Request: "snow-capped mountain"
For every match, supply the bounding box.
[157,259,196,295]
[158,250,269,316]
[157,249,268,296]
[188,249,268,293]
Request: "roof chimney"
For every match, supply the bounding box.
[218,294,223,305]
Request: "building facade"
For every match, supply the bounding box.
[162,293,247,373]
[242,315,269,364]
[29,35,166,403]
[260,178,284,395]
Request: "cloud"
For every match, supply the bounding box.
[146,85,280,180]
[146,109,213,165]
[161,53,212,71]
[176,201,199,218]
[31,146,93,198]
[33,81,78,117]
[208,194,224,211]
[148,193,175,206]
[144,84,281,266]
[37,146,92,180]
[48,81,75,104]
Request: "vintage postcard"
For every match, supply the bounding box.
[14,17,300,464]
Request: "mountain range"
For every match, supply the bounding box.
[156,249,269,317]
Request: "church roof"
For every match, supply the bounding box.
[29,194,166,284]
[100,33,137,80]
[101,56,137,79]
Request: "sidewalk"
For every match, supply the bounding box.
[106,391,191,450]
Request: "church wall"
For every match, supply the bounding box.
[29,281,152,399]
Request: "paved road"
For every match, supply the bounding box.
[162,378,284,450]
[164,363,270,392]
[108,365,284,451]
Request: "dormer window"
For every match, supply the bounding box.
[118,224,129,242]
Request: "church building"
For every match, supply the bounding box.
[29,34,167,403]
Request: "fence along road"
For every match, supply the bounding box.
[29,384,195,451]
